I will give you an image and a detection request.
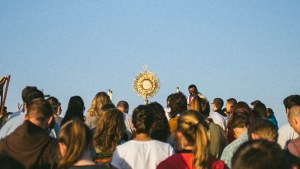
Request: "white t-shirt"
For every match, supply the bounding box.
[278,123,299,149]
[111,140,174,169]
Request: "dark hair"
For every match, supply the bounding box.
[200,99,210,118]
[21,86,37,103]
[253,102,267,118]
[251,100,262,106]
[61,96,85,126]
[28,99,53,119]
[188,84,197,89]
[283,95,300,110]
[46,96,60,115]
[234,101,251,115]
[132,105,154,134]
[169,92,187,118]
[248,119,278,141]
[213,98,223,110]
[227,98,237,105]
[232,140,289,169]
[117,101,129,110]
[231,113,250,129]
[148,102,170,142]
[22,87,44,107]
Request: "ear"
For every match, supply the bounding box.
[294,118,298,125]
[24,114,29,120]
[251,133,259,140]
[47,116,53,126]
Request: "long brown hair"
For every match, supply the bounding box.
[58,118,92,169]
[93,108,125,152]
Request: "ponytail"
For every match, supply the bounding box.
[177,111,210,169]
[193,122,210,169]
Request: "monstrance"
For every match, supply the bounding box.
[133,65,160,104]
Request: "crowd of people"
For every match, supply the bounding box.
[0,84,299,169]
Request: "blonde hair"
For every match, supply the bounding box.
[177,111,210,169]
[189,95,202,112]
[58,118,92,169]
[86,92,111,117]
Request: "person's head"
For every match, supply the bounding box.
[21,86,37,104]
[176,110,210,169]
[117,100,129,114]
[62,96,85,125]
[58,118,93,169]
[132,105,154,135]
[22,87,44,110]
[283,95,300,114]
[253,102,267,118]
[166,93,175,108]
[168,92,187,118]
[288,105,300,134]
[250,100,262,107]
[231,113,250,138]
[87,92,111,117]
[188,84,198,96]
[46,96,61,116]
[248,119,278,142]
[148,102,170,142]
[234,101,251,115]
[232,140,289,169]
[94,108,125,152]
[225,98,237,115]
[25,99,53,129]
[212,98,223,111]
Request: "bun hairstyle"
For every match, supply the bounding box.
[132,105,154,134]
[177,110,210,169]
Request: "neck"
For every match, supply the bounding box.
[134,133,152,141]
[73,150,95,166]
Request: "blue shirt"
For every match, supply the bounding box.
[221,130,248,168]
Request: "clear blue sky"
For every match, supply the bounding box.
[1,1,299,127]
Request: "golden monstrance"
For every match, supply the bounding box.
[133,65,160,104]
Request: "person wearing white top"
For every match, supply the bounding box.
[277,95,300,149]
[111,105,174,169]
[278,123,299,149]
[209,98,227,130]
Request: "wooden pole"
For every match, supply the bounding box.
[0,75,11,116]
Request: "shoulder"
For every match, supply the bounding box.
[288,137,300,147]
[211,159,228,169]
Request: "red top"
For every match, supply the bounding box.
[157,152,227,169]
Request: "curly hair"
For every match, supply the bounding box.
[168,92,187,118]
[86,92,111,118]
[93,108,125,152]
